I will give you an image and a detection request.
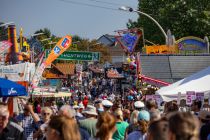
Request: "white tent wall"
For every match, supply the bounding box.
[156,66,210,102]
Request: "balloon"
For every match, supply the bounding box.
[127,58,131,63]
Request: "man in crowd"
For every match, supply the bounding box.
[0,104,25,140]
[79,105,98,137]
[15,103,40,140]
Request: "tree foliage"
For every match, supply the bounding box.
[0,22,8,41]
[128,0,210,45]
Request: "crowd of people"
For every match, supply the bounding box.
[0,95,210,140]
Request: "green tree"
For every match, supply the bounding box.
[128,0,210,45]
[0,22,8,41]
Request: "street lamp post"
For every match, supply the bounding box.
[119,6,168,43]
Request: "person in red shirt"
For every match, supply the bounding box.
[83,96,89,108]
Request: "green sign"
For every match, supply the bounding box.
[45,50,100,61]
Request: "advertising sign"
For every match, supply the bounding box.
[196,92,204,102]
[176,36,207,51]
[0,62,35,82]
[186,91,196,105]
[45,35,72,65]
[31,35,72,88]
[45,50,100,61]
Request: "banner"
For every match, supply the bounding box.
[195,92,204,102]
[31,35,72,88]
[0,41,12,54]
[145,95,162,106]
[45,35,72,65]
[0,62,35,82]
[115,29,142,53]
[31,53,45,88]
[186,91,196,105]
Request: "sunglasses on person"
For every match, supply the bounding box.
[43,112,51,116]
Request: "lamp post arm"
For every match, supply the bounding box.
[133,9,167,40]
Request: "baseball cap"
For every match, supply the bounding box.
[138,110,150,121]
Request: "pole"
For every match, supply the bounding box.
[119,7,167,43]
[133,9,167,41]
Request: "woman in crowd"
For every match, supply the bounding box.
[124,110,139,138]
[168,112,200,140]
[90,112,116,140]
[126,110,150,140]
[112,108,129,140]
[46,115,81,140]
[33,107,53,140]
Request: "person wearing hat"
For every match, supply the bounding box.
[126,110,150,140]
[79,105,98,137]
[134,101,145,111]
[102,99,113,112]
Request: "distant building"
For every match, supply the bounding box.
[97,34,125,64]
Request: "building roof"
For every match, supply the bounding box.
[54,63,75,75]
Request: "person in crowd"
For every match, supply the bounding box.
[102,99,113,112]
[199,110,210,140]
[123,109,131,123]
[83,96,89,108]
[45,115,81,140]
[0,104,25,140]
[50,101,58,115]
[112,108,129,140]
[79,105,98,137]
[147,118,169,140]
[36,103,41,114]
[191,100,202,116]
[74,104,85,121]
[126,110,150,140]
[145,99,158,112]
[145,99,160,121]
[90,112,116,140]
[15,103,40,140]
[33,107,53,140]
[134,101,145,111]
[59,104,90,140]
[149,109,161,122]
[124,110,139,138]
[163,101,179,116]
[168,112,200,140]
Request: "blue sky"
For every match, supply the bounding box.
[0,0,138,39]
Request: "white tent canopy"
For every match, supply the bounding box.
[156,66,210,102]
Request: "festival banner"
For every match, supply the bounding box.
[31,35,72,88]
[45,35,72,65]
[115,29,142,53]
[186,91,196,105]
[0,41,12,54]
[0,62,35,82]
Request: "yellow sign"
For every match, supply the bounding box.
[146,45,177,54]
